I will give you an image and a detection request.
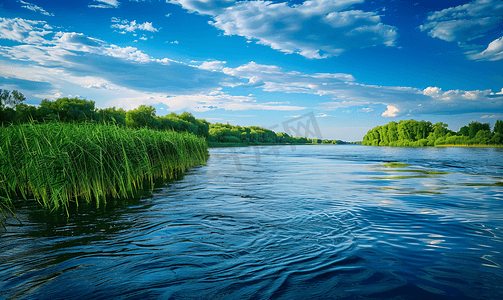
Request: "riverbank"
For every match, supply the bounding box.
[436,144,503,148]
[0,122,209,216]
[208,142,346,148]
[208,142,313,148]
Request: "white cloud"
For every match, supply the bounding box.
[420,0,503,60]
[2,16,502,118]
[0,17,308,113]
[222,61,503,117]
[467,35,503,61]
[0,18,53,44]
[0,17,239,95]
[107,89,306,112]
[110,18,159,33]
[317,113,332,117]
[169,0,398,59]
[19,0,54,16]
[382,105,398,117]
[223,61,355,93]
[89,0,120,8]
[198,60,226,71]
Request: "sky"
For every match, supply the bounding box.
[1,0,503,141]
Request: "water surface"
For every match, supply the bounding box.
[1,145,502,299]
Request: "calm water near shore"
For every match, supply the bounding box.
[1,145,502,299]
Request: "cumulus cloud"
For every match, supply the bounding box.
[19,0,54,16]
[420,0,503,60]
[111,18,159,33]
[382,105,398,117]
[198,60,226,71]
[168,0,398,59]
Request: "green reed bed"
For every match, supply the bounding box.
[0,122,208,216]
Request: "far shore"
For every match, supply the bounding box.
[436,144,503,148]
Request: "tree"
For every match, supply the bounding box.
[494,120,503,135]
[458,125,469,136]
[468,121,490,138]
[40,97,97,122]
[1,89,26,108]
[126,105,156,128]
[1,90,27,123]
[97,107,126,125]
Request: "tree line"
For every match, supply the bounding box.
[0,90,345,145]
[362,119,503,147]
[1,89,209,138]
[208,122,344,145]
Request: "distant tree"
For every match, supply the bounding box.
[458,125,470,136]
[494,120,503,135]
[40,97,97,122]
[468,121,490,138]
[126,105,156,128]
[1,90,27,123]
[97,107,127,125]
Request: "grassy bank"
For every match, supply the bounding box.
[0,122,208,216]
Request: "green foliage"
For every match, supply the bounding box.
[97,107,126,125]
[40,97,98,122]
[494,120,503,135]
[207,122,336,145]
[467,121,490,138]
[1,90,349,147]
[125,104,156,128]
[0,122,209,216]
[0,89,26,108]
[363,119,503,147]
[1,90,27,123]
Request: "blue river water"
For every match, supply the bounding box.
[1,145,503,299]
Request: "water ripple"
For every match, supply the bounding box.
[1,145,503,299]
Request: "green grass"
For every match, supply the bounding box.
[0,122,209,216]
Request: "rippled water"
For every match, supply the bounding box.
[1,145,503,299]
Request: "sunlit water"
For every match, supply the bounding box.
[1,145,503,299]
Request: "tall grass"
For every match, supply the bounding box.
[0,122,208,216]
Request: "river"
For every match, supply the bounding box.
[1,145,502,299]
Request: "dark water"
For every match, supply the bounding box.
[1,145,503,299]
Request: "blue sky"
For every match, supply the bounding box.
[1,0,502,141]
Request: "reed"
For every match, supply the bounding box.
[0,122,208,215]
